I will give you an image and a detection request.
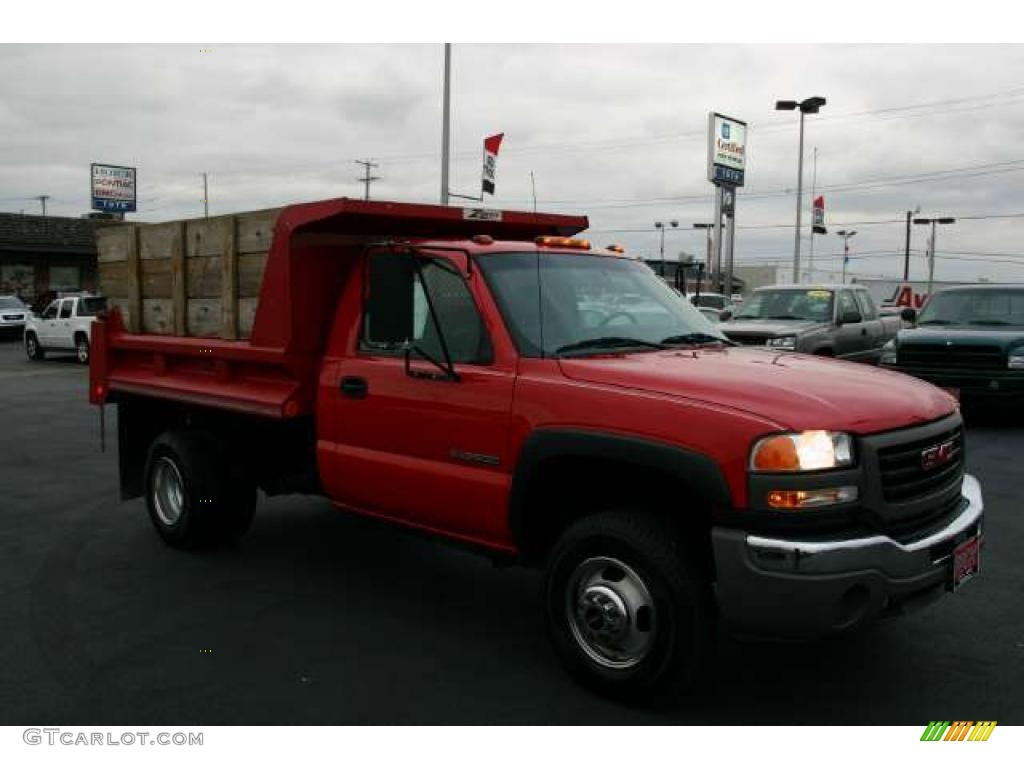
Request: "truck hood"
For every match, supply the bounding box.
[557,346,955,434]
[720,318,826,338]
[899,325,1024,351]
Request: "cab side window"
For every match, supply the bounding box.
[854,291,878,320]
[837,291,861,321]
[59,300,74,319]
[361,252,493,365]
[42,302,59,320]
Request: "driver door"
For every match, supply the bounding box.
[319,248,517,547]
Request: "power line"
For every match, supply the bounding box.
[355,159,381,201]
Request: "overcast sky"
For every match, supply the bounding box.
[3,43,1024,283]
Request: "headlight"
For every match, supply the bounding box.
[765,336,796,350]
[750,430,854,472]
[880,340,897,365]
[1008,349,1024,369]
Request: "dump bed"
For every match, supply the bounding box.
[91,198,588,418]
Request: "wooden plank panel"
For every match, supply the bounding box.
[126,225,141,333]
[96,225,134,263]
[237,210,279,254]
[99,260,131,298]
[186,256,222,298]
[238,253,267,297]
[108,297,134,331]
[142,298,174,335]
[171,221,186,336]
[139,222,180,260]
[140,258,171,298]
[186,217,230,258]
[239,297,258,339]
[187,299,222,337]
[222,217,239,340]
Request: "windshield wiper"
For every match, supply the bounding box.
[660,332,730,347]
[966,319,1012,326]
[555,337,666,356]
[764,314,805,320]
[918,319,951,325]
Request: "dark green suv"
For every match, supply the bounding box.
[880,284,1024,400]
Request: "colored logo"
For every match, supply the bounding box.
[721,123,731,139]
[920,721,996,741]
[921,439,956,471]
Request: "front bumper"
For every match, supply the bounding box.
[880,363,1024,397]
[711,474,983,639]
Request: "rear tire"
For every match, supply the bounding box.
[75,334,90,364]
[25,332,44,360]
[144,430,257,550]
[543,510,715,705]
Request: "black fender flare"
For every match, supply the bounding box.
[508,428,732,550]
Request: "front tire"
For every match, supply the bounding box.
[144,430,257,550]
[75,334,90,364]
[544,510,715,704]
[25,332,44,360]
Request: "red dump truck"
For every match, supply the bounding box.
[90,198,984,702]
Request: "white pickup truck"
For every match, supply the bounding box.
[24,295,107,364]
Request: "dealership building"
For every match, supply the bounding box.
[0,213,112,306]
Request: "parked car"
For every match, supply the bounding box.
[698,306,722,325]
[24,294,107,363]
[689,292,732,311]
[0,295,30,338]
[718,284,900,362]
[880,283,1024,401]
[90,200,982,703]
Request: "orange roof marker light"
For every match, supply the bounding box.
[536,236,591,250]
[605,244,626,253]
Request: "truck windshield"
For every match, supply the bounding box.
[733,288,833,322]
[0,297,27,310]
[77,297,108,317]
[476,252,727,357]
[918,288,1024,326]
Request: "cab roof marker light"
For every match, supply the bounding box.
[535,236,591,250]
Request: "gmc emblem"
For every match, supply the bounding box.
[921,439,956,471]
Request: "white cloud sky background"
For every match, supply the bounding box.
[2,43,1024,283]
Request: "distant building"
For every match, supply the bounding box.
[0,213,112,305]
[643,258,745,295]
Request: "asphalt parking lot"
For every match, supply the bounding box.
[0,337,1021,725]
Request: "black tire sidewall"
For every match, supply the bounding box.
[25,332,43,360]
[544,513,711,703]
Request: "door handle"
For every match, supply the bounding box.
[861,328,867,335]
[340,376,368,399]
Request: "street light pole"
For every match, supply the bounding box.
[440,43,452,205]
[836,229,856,284]
[693,223,714,290]
[654,220,678,277]
[775,96,827,284]
[913,217,955,294]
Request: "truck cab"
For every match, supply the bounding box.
[25,294,107,363]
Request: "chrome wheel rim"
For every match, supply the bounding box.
[26,337,36,356]
[76,341,88,362]
[566,556,656,669]
[152,457,185,526]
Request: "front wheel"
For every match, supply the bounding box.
[75,335,90,364]
[25,332,44,361]
[544,510,715,704]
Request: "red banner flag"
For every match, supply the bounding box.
[482,133,504,195]
[812,195,826,234]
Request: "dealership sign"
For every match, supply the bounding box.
[91,164,137,212]
[707,113,747,187]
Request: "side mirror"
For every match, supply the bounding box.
[719,309,733,322]
[839,310,862,325]
[900,307,917,323]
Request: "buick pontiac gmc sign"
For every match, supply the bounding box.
[91,163,137,212]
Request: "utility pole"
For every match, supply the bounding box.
[36,195,50,216]
[440,43,452,205]
[355,159,381,201]
[902,205,920,281]
[693,223,714,289]
[202,173,209,218]
[530,172,537,214]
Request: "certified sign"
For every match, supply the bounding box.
[707,113,747,187]
[91,163,137,212]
